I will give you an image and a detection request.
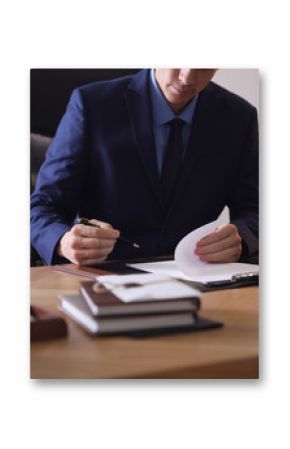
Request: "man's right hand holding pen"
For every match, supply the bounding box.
[57,219,120,266]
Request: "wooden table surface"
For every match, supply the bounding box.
[30,266,259,379]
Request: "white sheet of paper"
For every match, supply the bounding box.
[96,273,200,302]
[127,208,259,284]
[129,260,259,284]
[127,260,192,281]
[175,207,230,276]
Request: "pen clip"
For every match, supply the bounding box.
[231,272,259,282]
[206,271,259,287]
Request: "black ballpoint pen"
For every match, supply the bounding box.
[78,217,141,249]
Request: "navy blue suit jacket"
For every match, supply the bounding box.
[31,70,259,265]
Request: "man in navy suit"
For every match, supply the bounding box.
[31,69,258,266]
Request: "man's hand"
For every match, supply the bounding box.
[194,224,242,263]
[57,219,120,266]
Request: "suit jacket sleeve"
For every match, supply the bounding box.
[30,88,89,264]
[229,106,259,260]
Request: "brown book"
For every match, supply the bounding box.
[80,280,200,317]
[30,306,68,341]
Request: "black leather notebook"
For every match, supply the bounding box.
[127,316,223,338]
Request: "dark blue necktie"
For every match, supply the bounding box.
[161,118,184,207]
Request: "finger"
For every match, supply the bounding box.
[89,219,111,228]
[199,245,242,263]
[77,256,108,266]
[71,235,117,251]
[71,246,115,262]
[72,224,120,240]
[90,219,115,230]
[195,234,241,256]
[197,224,236,247]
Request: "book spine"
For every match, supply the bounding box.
[80,287,98,315]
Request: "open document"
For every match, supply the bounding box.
[127,209,259,286]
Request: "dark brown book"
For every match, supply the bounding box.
[30,306,68,341]
[80,280,200,317]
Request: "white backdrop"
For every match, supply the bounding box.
[1,1,289,449]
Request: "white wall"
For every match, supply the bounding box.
[213,69,259,111]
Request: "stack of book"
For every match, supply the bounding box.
[58,273,202,335]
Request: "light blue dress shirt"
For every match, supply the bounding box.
[149,69,198,175]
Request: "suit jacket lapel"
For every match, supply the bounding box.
[125,70,164,209]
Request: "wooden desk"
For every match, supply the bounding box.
[30,266,259,379]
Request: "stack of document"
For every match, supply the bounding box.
[59,273,201,335]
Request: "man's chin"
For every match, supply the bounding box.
[168,91,196,106]
[167,100,190,113]
[171,84,197,97]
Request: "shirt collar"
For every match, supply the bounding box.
[150,68,198,126]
